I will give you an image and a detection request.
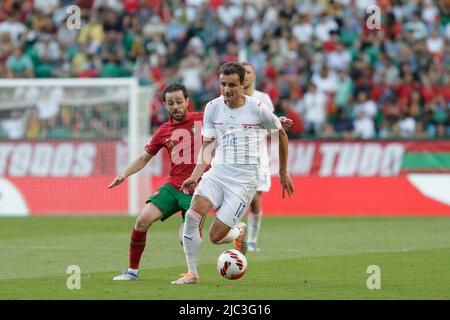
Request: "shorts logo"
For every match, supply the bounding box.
[235,203,246,219]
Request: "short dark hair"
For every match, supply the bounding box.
[219,62,246,83]
[162,83,188,102]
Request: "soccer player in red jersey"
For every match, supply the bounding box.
[108,83,206,280]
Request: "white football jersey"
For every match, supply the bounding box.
[251,90,274,113]
[250,89,275,173]
[202,95,281,181]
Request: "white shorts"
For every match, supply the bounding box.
[194,168,258,227]
[257,164,272,192]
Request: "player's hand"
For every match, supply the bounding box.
[280,172,294,198]
[180,176,198,194]
[279,116,293,130]
[107,175,125,189]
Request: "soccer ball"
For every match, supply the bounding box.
[217,249,248,280]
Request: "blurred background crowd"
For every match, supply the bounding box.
[0,0,449,140]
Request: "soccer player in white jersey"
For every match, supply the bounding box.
[171,62,294,284]
[242,62,275,252]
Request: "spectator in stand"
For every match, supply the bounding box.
[5,45,33,77]
[327,42,352,71]
[176,45,203,96]
[427,29,445,62]
[278,99,303,139]
[78,12,105,55]
[292,14,313,45]
[297,83,328,136]
[354,111,375,139]
[353,91,378,120]
[0,33,14,66]
[334,69,353,110]
[404,11,428,41]
[25,107,41,139]
[1,110,30,140]
[333,107,354,140]
[312,64,338,95]
[396,110,417,138]
[0,12,27,44]
[0,0,449,139]
[217,0,243,28]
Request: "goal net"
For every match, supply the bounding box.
[0,78,154,216]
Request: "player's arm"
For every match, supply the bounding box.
[279,116,293,130]
[258,99,293,131]
[259,105,294,198]
[180,138,215,194]
[277,128,294,198]
[181,103,216,194]
[107,151,153,189]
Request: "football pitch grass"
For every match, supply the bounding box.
[1,215,450,300]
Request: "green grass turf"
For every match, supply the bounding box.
[1,215,450,299]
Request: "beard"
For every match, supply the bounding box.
[170,110,186,121]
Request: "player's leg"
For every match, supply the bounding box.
[177,217,207,245]
[171,194,212,284]
[177,189,206,245]
[114,184,179,281]
[211,184,258,254]
[113,202,163,280]
[247,168,270,251]
[172,172,222,284]
[178,223,183,245]
[209,217,246,253]
[248,191,263,252]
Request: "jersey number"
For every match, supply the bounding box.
[226,134,237,147]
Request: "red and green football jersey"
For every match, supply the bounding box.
[145,111,204,192]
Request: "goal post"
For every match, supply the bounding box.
[0,78,153,216]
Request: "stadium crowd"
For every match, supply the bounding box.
[0,0,449,140]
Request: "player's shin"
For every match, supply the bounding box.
[247,211,262,244]
[182,209,203,276]
[129,228,147,271]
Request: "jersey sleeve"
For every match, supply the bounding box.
[262,93,275,113]
[201,102,216,139]
[259,104,282,130]
[144,126,164,155]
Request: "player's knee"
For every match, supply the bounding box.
[135,215,154,232]
[250,192,262,212]
[209,232,222,244]
[250,199,260,212]
[135,220,150,232]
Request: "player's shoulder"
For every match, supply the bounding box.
[253,90,274,109]
[246,95,267,110]
[254,90,271,99]
[154,121,171,134]
[191,111,204,120]
[203,96,224,115]
[206,96,224,108]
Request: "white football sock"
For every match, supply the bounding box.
[128,268,138,275]
[216,226,241,244]
[182,209,203,276]
[247,211,262,244]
